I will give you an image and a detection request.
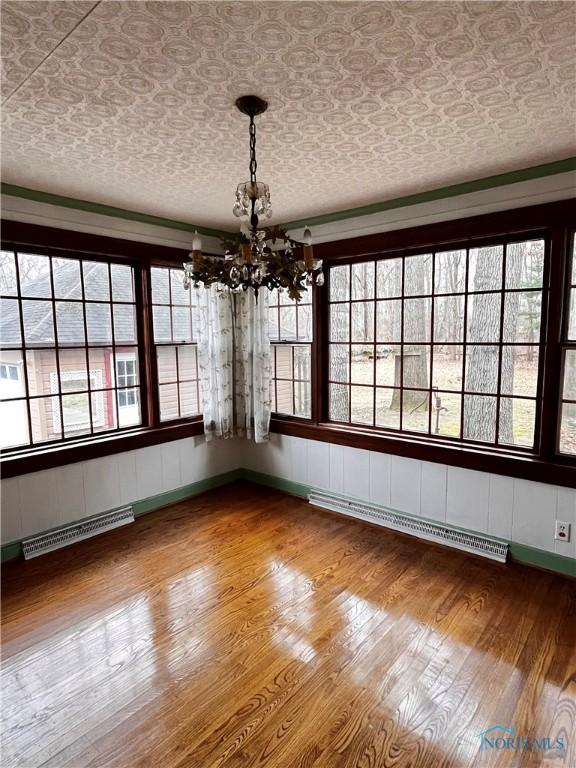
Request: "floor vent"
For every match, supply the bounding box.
[22,507,134,559]
[309,491,508,563]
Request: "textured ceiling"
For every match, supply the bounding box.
[2,1,575,230]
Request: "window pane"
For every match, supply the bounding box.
[351,345,373,385]
[113,304,136,344]
[465,345,499,394]
[172,307,192,343]
[330,304,349,342]
[86,303,112,344]
[432,345,463,391]
[268,306,279,340]
[26,349,56,396]
[433,392,461,437]
[30,396,61,443]
[377,258,402,298]
[500,346,539,397]
[159,383,179,421]
[116,348,139,386]
[0,298,21,345]
[404,253,432,296]
[330,265,349,301]
[375,387,400,429]
[402,389,429,433]
[434,250,466,294]
[297,303,312,341]
[53,258,82,300]
[275,345,293,380]
[376,299,401,342]
[499,398,536,448]
[62,392,91,436]
[562,350,576,401]
[153,306,171,342]
[19,253,51,298]
[0,251,18,296]
[177,345,197,380]
[279,306,297,340]
[375,345,399,387]
[329,383,349,421]
[567,288,576,340]
[179,380,199,417]
[93,390,116,433]
[0,352,25,399]
[506,240,544,289]
[58,352,89,392]
[88,348,111,386]
[403,298,430,342]
[463,395,497,443]
[0,399,29,448]
[151,267,170,304]
[83,261,110,300]
[56,301,85,345]
[22,300,54,344]
[329,344,349,382]
[117,387,141,428]
[351,385,373,425]
[503,291,541,343]
[111,264,134,302]
[294,379,311,418]
[559,402,576,455]
[170,268,188,306]
[468,245,503,291]
[402,345,430,389]
[351,302,374,342]
[467,293,501,343]
[351,262,374,300]
[433,296,464,342]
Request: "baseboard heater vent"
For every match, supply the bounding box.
[22,506,134,560]
[308,491,508,563]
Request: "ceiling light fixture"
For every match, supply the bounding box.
[184,95,323,300]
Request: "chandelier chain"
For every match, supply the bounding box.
[249,115,257,184]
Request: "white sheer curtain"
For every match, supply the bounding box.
[195,287,271,443]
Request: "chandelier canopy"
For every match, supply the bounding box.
[184,95,323,301]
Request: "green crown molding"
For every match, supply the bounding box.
[0,183,230,240]
[283,157,576,230]
[2,157,575,241]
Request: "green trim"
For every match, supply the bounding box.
[239,468,310,499]
[0,183,230,240]
[283,158,576,230]
[0,469,242,563]
[3,158,575,239]
[510,543,575,578]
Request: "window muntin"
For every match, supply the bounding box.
[269,288,312,418]
[0,250,141,449]
[559,236,576,455]
[327,239,546,450]
[151,266,200,422]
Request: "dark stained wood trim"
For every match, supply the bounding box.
[314,199,575,262]
[0,418,204,478]
[270,418,576,488]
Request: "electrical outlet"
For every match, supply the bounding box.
[554,521,571,542]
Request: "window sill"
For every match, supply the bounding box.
[270,418,576,489]
[0,419,204,478]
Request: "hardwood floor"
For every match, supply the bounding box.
[1,480,575,768]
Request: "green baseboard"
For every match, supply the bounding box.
[1,469,242,563]
[239,469,310,499]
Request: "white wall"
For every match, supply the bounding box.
[0,436,240,545]
[243,434,576,560]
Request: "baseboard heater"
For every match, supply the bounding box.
[22,506,134,559]
[308,491,508,563]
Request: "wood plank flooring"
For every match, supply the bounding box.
[1,480,575,768]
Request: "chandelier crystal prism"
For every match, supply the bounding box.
[184,95,323,301]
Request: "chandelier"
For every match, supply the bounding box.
[183,95,323,301]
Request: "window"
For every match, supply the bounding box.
[559,236,576,455]
[151,266,200,422]
[268,288,312,418]
[327,239,546,449]
[0,250,141,449]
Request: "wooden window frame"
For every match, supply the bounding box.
[271,199,576,489]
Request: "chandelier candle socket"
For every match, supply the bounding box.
[183,95,323,301]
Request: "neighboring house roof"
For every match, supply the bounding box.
[0,261,136,348]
